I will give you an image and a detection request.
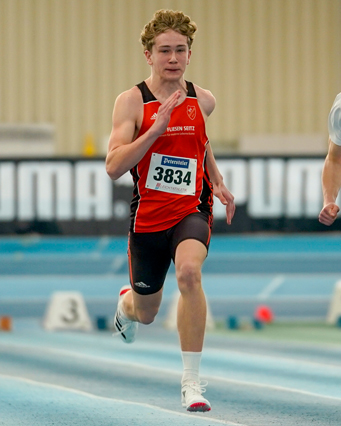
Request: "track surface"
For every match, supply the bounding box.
[1,319,341,426]
[1,235,341,424]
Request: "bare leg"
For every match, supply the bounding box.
[121,287,163,325]
[175,239,207,352]
[175,239,211,412]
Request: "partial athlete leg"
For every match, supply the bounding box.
[114,286,163,343]
[175,238,207,352]
[121,287,163,324]
[175,238,211,412]
[114,230,170,342]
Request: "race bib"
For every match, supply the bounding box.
[145,153,197,196]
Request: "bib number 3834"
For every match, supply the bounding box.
[145,153,197,196]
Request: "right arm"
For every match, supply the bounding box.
[106,88,181,180]
[319,138,341,225]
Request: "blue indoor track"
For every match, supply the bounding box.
[1,234,341,319]
[1,234,341,425]
[1,318,341,425]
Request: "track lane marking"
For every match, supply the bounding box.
[258,274,285,299]
[1,342,341,402]
[0,373,247,426]
[3,338,341,370]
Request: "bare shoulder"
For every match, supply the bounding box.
[109,85,143,150]
[113,86,142,117]
[193,84,216,118]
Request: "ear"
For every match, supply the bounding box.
[144,50,153,65]
[187,50,192,65]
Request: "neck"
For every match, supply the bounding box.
[146,76,188,99]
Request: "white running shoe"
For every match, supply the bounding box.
[181,381,211,412]
[113,286,138,344]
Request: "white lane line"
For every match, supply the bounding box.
[0,295,332,304]
[96,236,110,251]
[110,255,127,272]
[2,342,341,402]
[0,297,116,304]
[204,347,341,370]
[4,338,341,372]
[210,376,341,401]
[257,274,285,299]
[4,340,341,372]
[0,373,247,426]
[0,274,119,279]
[0,272,339,279]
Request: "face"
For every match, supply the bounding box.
[145,30,191,81]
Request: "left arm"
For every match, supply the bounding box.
[319,138,341,225]
[206,144,235,225]
[195,84,236,225]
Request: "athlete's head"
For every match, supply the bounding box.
[140,9,197,53]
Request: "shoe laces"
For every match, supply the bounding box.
[183,380,208,395]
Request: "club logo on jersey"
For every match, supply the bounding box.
[187,105,196,120]
[150,113,157,120]
[161,156,190,168]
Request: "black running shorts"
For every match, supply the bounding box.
[128,212,212,295]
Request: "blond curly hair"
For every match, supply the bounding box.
[140,9,197,52]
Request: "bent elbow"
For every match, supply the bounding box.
[106,163,121,181]
[106,147,124,180]
[107,171,121,181]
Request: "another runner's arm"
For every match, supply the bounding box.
[319,138,341,225]
[106,88,181,180]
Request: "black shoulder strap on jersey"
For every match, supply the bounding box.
[137,80,197,101]
[186,81,197,98]
[136,81,157,103]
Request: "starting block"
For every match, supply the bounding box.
[43,291,93,331]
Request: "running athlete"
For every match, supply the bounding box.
[106,9,235,412]
[319,92,341,226]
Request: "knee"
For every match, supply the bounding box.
[176,261,201,292]
[135,307,159,325]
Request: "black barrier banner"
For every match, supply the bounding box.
[0,157,339,235]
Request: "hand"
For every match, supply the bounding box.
[213,182,236,225]
[319,203,340,226]
[151,90,181,137]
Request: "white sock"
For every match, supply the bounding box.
[181,351,202,385]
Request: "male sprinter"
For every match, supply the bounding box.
[106,9,235,412]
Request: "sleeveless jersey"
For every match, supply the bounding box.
[328,93,341,146]
[130,81,213,232]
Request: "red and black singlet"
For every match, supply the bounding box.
[130,80,213,232]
